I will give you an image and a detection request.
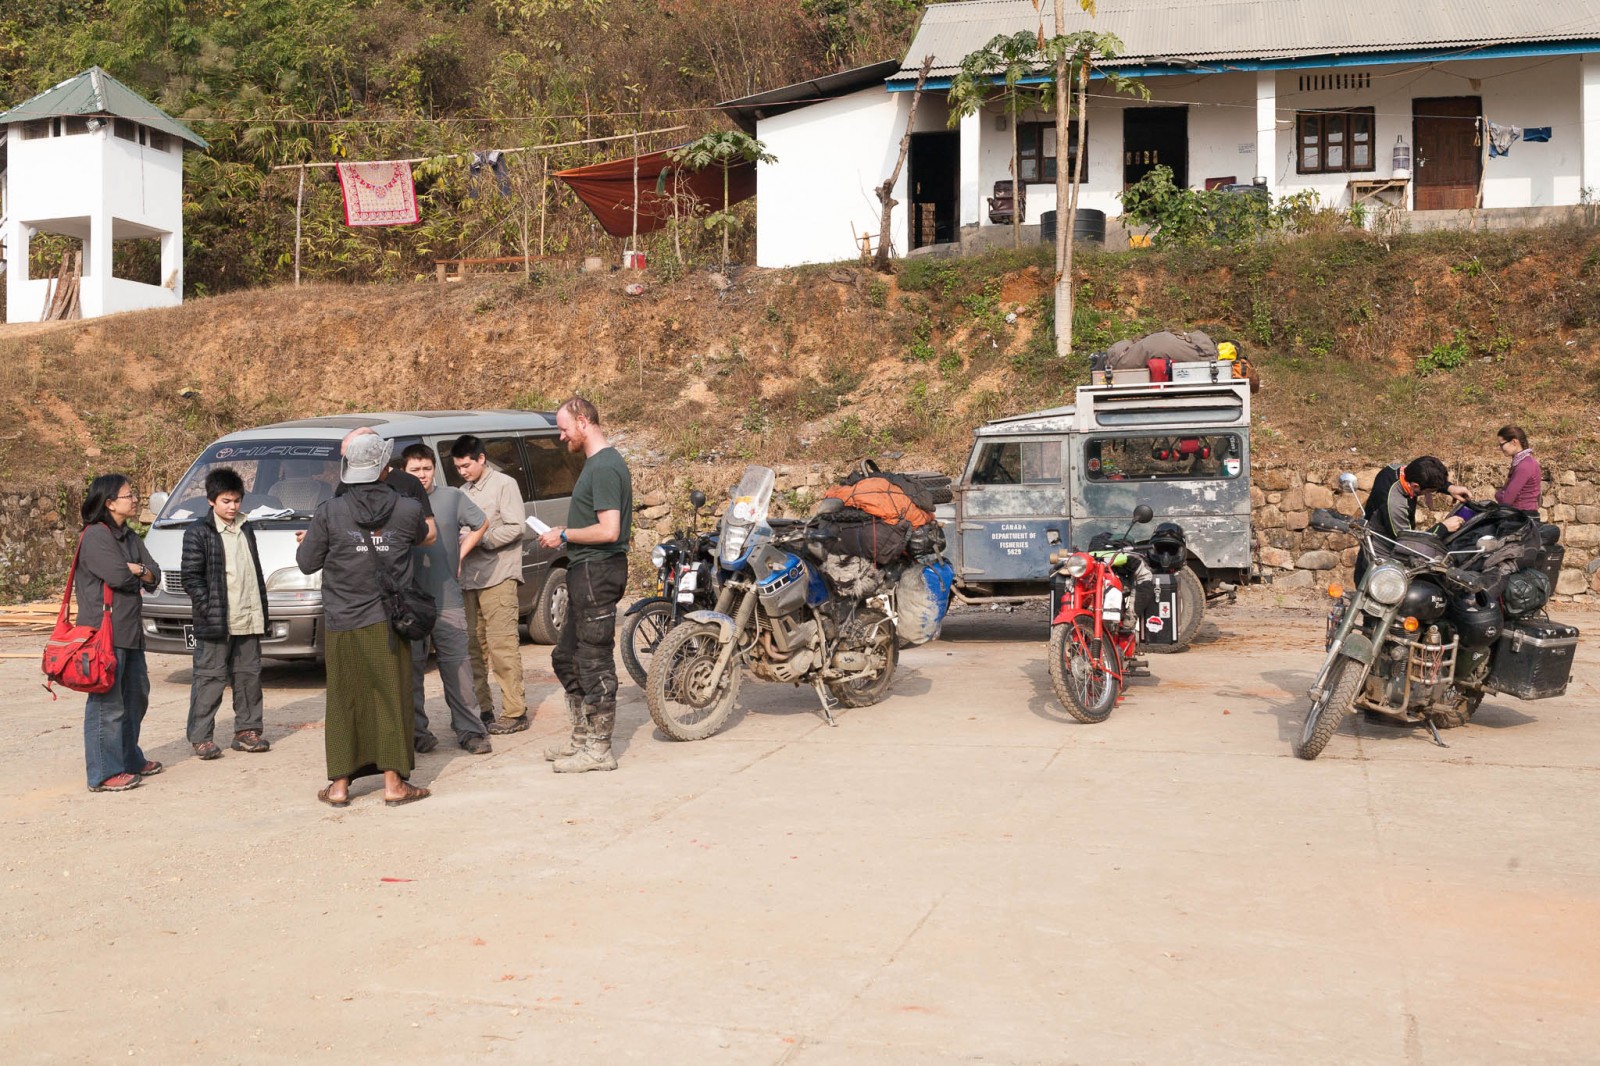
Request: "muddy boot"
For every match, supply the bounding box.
[544,695,586,762]
[553,705,617,773]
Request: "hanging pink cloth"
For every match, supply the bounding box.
[336,161,421,226]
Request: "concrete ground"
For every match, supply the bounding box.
[2,591,1597,1064]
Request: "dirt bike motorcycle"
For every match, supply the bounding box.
[1297,473,1577,760]
[620,489,719,688]
[1047,505,1189,722]
[645,465,899,741]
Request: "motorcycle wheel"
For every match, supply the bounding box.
[1145,566,1205,654]
[645,620,741,741]
[1295,657,1362,760]
[825,610,899,708]
[620,600,675,689]
[1048,618,1123,723]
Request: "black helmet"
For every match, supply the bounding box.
[1149,521,1187,572]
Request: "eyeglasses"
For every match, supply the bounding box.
[113,492,140,501]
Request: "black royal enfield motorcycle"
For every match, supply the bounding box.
[1296,473,1578,760]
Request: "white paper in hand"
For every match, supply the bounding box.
[526,516,552,535]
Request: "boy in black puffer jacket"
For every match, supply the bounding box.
[180,468,272,760]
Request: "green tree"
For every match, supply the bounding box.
[668,130,777,273]
[947,3,1144,357]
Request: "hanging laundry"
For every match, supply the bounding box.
[1522,127,1552,143]
[468,150,512,197]
[336,161,421,226]
[1486,121,1521,158]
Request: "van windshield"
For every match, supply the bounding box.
[155,439,341,525]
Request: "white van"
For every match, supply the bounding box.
[140,410,585,659]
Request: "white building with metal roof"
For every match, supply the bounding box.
[0,67,207,323]
[721,0,1600,268]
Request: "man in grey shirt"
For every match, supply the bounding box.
[402,444,492,755]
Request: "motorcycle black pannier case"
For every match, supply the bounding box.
[1487,618,1579,700]
[1142,573,1179,646]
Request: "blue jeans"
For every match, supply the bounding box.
[83,648,150,788]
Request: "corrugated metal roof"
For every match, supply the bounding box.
[0,67,207,149]
[718,61,903,133]
[895,0,1600,79]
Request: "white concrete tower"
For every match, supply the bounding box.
[0,67,207,322]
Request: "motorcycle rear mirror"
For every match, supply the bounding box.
[1338,472,1358,493]
[1132,504,1154,524]
[689,489,706,510]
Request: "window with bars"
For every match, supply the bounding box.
[1018,121,1086,183]
[1296,108,1375,174]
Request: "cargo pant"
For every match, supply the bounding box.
[551,556,628,718]
[186,635,265,744]
[463,578,525,721]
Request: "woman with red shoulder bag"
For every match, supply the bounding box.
[76,475,161,793]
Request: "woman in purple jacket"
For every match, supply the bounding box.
[1492,425,1542,515]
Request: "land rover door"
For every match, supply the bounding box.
[951,433,1069,592]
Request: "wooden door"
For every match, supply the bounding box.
[1413,97,1481,210]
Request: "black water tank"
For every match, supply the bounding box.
[1040,209,1106,245]
[1072,208,1107,245]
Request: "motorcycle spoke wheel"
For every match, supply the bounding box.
[1048,618,1122,723]
[825,610,899,709]
[620,601,675,689]
[645,621,741,741]
[1295,657,1362,760]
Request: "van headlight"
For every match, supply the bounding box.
[266,567,322,604]
[1365,565,1407,606]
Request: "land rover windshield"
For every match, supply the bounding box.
[154,439,342,525]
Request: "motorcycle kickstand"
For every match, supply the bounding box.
[1424,719,1450,748]
[813,681,838,727]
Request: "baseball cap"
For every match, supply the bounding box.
[341,434,392,484]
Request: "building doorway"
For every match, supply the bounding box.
[1124,108,1188,188]
[909,131,959,248]
[1413,97,1481,210]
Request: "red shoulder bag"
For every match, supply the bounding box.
[40,533,118,698]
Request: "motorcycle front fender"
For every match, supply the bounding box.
[624,595,672,618]
[1336,631,1376,665]
[1052,606,1095,627]
[683,609,738,643]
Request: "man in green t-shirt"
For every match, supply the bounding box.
[538,395,633,772]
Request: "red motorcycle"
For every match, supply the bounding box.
[1047,506,1188,722]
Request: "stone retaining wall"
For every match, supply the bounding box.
[1252,460,1599,600]
[0,488,78,604]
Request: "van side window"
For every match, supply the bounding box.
[437,436,532,499]
[523,434,585,500]
[1086,434,1242,481]
[971,441,1060,486]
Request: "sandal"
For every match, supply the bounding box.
[139,760,163,776]
[90,772,142,793]
[317,786,350,808]
[383,783,431,808]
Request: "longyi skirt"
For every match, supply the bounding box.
[325,621,414,781]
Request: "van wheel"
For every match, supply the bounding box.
[1145,566,1205,654]
[526,568,567,645]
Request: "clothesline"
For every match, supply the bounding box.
[269,124,687,171]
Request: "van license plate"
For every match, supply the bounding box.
[183,625,196,650]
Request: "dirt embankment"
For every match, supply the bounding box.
[1,226,1598,600]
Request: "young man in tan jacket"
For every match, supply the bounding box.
[451,435,528,733]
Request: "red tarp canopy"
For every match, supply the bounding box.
[555,147,757,238]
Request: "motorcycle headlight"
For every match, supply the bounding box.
[721,525,750,564]
[650,544,668,569]
[1064,554,1090,578]
[1366,565,1407,606]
